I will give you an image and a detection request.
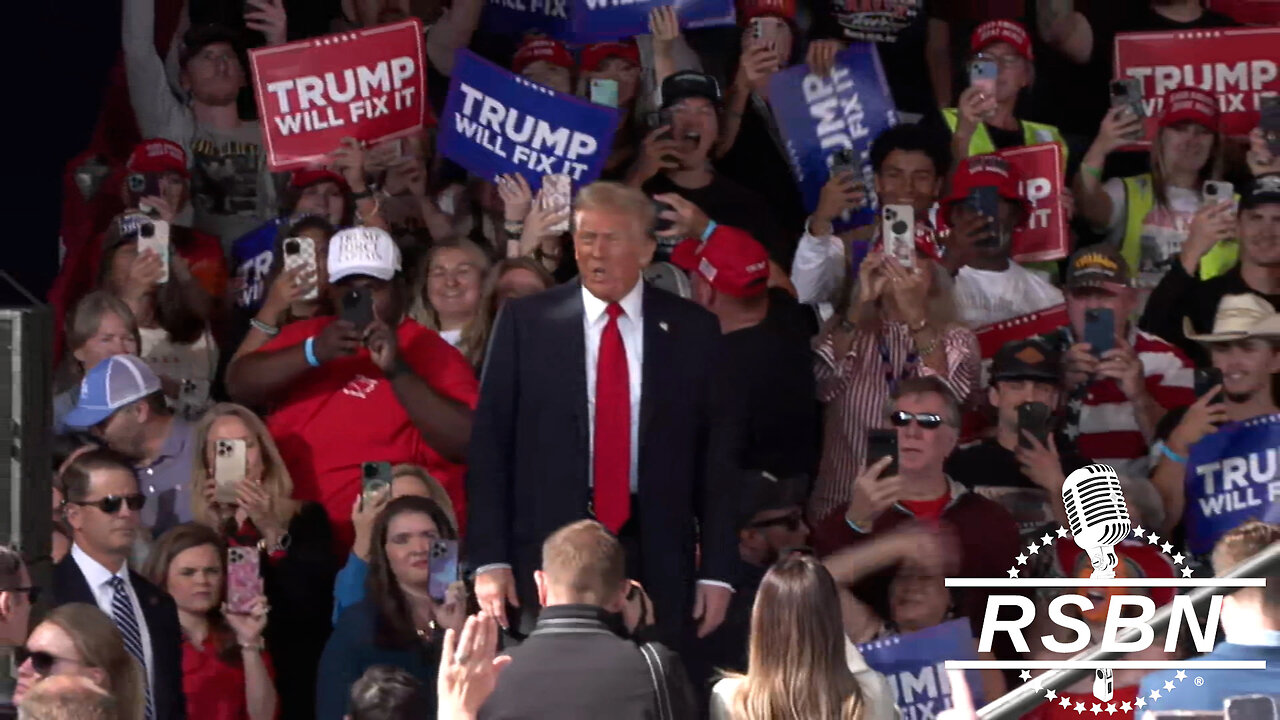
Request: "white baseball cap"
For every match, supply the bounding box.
[327,227,402,283]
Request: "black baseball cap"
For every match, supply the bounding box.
[1064,244,1131,291]
[180,23,245,67]
[737,470,807,530]
[1241,174,1280,211]
[660,71,722,110]
[991,338,1061,384]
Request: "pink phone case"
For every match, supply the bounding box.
[226,547,261,614]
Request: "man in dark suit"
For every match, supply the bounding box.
[52,448,186,720]
[468,181,738,651]
[478,520,696,719]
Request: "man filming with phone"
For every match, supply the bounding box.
[226,227,479,552]
[1057,246,1195,481]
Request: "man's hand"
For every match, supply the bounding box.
[1247,127,1280,177]
[630,126,681,186]
[314,319,362,364]
[364,320,402,375]
[806,39,843,77]
[693,583,732,638]
[845,456,903,529]
[955,86,997,136]
[1090,107,1144,157]
[653,193,710,240]
[1169,385,1228,454]
[497,173,533,223]
[648,6,680,52]
[621,581,655,635]
[940,210,993,271]
[890,522,955,576]
[1015,431,1065,494]
[245,0,288,46]
[331,137,369,193]
[1063,342,1099,391]
[1181,200,1234,275]
[1097,337,1145,400]
[811,171,866,237]
[438,612,512,720]
[474,567,520,629]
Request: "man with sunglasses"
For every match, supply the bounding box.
[0,546,34,649]
[52,448,186,720]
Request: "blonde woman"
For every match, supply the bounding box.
[14,603,146,719]
[409,240,493,366]
[711,554,894,720]
[55,292,141,434]
[189,403,338,720]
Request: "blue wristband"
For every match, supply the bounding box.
[1157,441,1186,465]
[700,220,718,242]
[304,336,321,367]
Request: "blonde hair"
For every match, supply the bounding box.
[189,403,296,528]
[409,240,492,366]
[1149,125,1224,211]
[18,675,118,720]
[574,181,656,233]
[847,260,958,331]
[41,604,145,720]
[390,463,459,533]
[728,555,864,720]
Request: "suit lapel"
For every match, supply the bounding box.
[553,285,589,449]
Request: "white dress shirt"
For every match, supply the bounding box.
[581,282,644,493]
[71,543,155,687]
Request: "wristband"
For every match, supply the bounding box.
[1082,164,1103,180]
[250,318,280,337]
[1157,441,1187,465]
[304,337,321,367]
[700,220,718,242]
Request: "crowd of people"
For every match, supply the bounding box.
[7,0,1280,717]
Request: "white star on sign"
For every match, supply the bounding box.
[1133,526,1146,537]
[1060,697,1072,709]
[1175,670,1187,681]
[1091,703,1102,715]
[1151,690,1162,701]
[1106,703,1117,715]
[1136,698,1147,709]
[1019,670,1032,682]
[1057,526,1069,538]
[1016,553,1029,565]
[1041,532,1055,546]
[1028,541,1041,555]
[1076,702,1087,713]
[1045,689,1058,701]
[1122,702,1133,712]
[1161,541,1174,554]
[1182,567,1195,577]
[1164,681,1176,692]
[1008,566,1021,578]
[1148,532,1162,545]
[1173,553,1186,565]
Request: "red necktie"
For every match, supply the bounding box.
[594,302,631,533]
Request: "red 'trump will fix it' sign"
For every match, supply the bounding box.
[249,19,429,171]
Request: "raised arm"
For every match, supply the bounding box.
[122,0,194,141]
[427,0,483,76]
[1036,0,1093,66]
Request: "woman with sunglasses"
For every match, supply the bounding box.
[316,495,466,720]
[142,524,276,720]
[14,603,146,718]
[188,403,336,720]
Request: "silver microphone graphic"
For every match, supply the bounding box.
[1061,464,1131,579]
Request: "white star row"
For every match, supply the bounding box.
[1017,667,1188,715]
[1008,527,1072,578]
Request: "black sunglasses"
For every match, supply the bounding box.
[747,511,804,532]
[66,494,147,514]
[889,411,946,430]
[16,647,84,676]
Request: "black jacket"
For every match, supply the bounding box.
[53,553,187,720]
[478,605,696,720]
[1139,260,1280,367]
[466,283,740,650]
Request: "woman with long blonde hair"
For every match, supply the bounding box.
[712,554,886,720]
[14,603,146,719]
[189,402,338,719]
[409,240,493,367]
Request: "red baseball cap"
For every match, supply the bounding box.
[1159,87,1219,131]
[512,38,574,75]
[740,0,796,22]
[127,139,189,177]
[971,19,1033,61]
[940,154,1030,221]
[581,40,639,73]
[670,226,770,298]
[290,168,349,192]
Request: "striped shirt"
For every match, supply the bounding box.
[1073,329,1195,480]
[811,321,981,520]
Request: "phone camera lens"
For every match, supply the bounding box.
[892,220,908,235]
[140,223,155,238]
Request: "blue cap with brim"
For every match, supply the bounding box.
[64,355,161,429]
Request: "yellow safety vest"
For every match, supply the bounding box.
[1118,174,1236,281]
[941,108,1069,170]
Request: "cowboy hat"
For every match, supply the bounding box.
[1185,294,1280,343]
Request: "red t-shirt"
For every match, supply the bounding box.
[900,492,951,524]
[260,317,479,551]
[183,638,275,720]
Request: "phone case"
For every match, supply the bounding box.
[882,205,915,268]
[1016,402,1052,448]
[213,439,246,505]
[360,461,392,510]
[969,60,998,96]
[866,430,898,477]
[139,221,171,284]
[541,174,572,234]
[282,237,319,301]
[341,289,374,330]
[428,539,459,601]
[589,79,619,108]
[1084,309,1115,356]
[226,547,261,615]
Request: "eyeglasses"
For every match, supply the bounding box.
[16,647,85,677]
[5,586,40,603]
[747,511,804,532]
[974,52,1024,68]
[66,494,147,514]
[889,411,946,430]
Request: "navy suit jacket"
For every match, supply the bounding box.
[466,282,740,646]
[53,554,188,720]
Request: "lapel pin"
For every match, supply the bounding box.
[659,322,669,332]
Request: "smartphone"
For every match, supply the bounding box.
[882,205,915,269]
[1203,180,1235,210]
[652,108,675,142]
[541,174,572,234]
[1262,95,1280,156]
[966,185,1001,247]
[226,546,261,615]
[282,236,319,301]
[751,16,783,48]
[866,429,899,478]
[138,220,171,284]
[1084,307,1116,356]
[969,58,998,97]
[360,461,392,511]
[589,78,619,108]
[340,287,374,331]
[1109,79,1146,120]
[1016,402,1053,449]
[1225,695,1278,720]
[829,147,859,180]
[652,197,676,235]
[428,539,460,602]
[126,172,162,209]
[213,439,247,505]
[1195,366,1224,404]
